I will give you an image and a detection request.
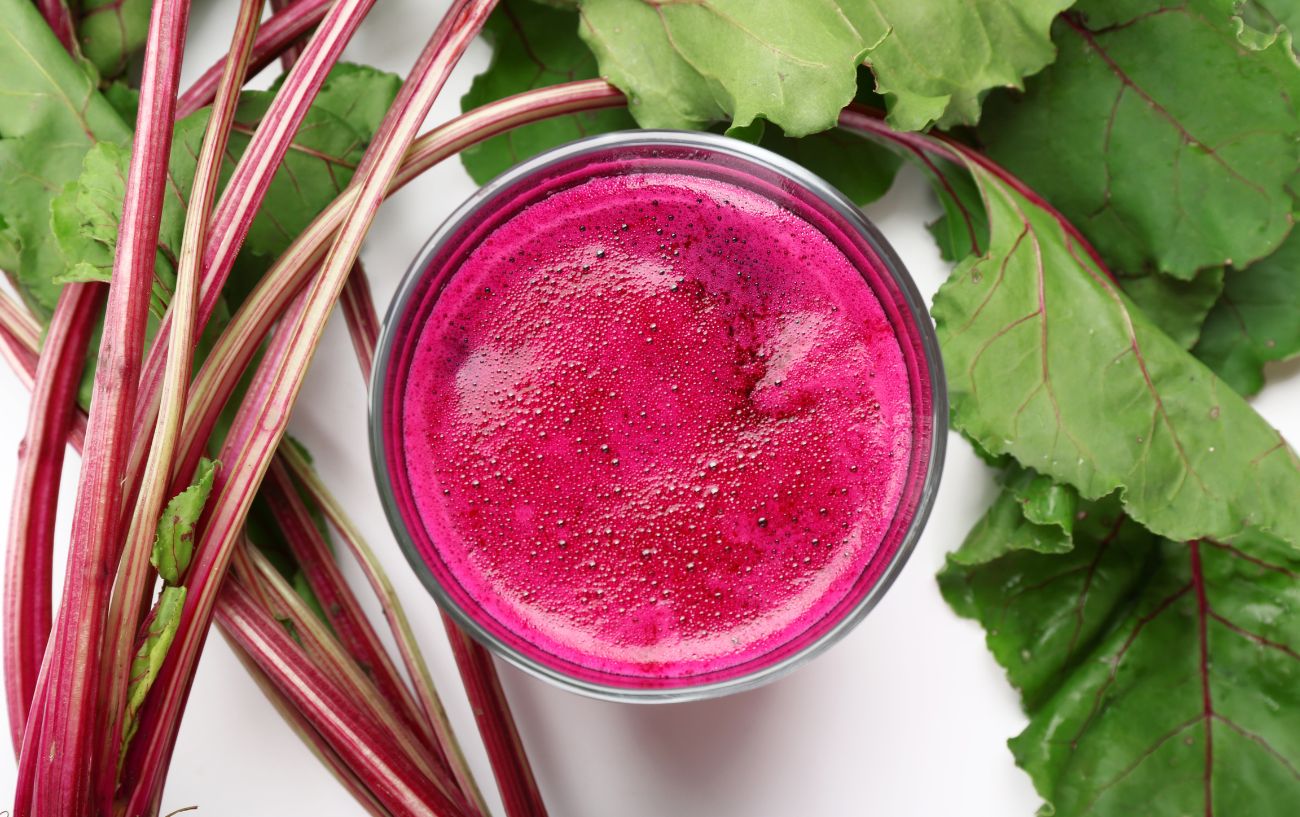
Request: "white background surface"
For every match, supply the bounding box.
[2,2,1298,815]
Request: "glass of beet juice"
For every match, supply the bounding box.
[371,132,946,701]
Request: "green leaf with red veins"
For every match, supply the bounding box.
[1194,229,1300,396]
[1011,533,1300,816]
[575,0,1073,134]
[940,492,1158,709]
[980,0,1300,280]
[0,0,131,317]
[932,158,1300,548]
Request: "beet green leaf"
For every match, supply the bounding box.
[940,491,1158,709]
[1012,533,1300,816]
[932,157,1300,548]
[575,0,1072,135]
[980,0,1300,280]
[151,459,216,586]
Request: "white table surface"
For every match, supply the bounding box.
[3,2,1297,814]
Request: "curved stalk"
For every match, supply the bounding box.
[2,283,103,751]
[239,543,463,806]
[280,447,487,814]
[263,459,443,758]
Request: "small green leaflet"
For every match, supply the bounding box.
[0,0,132,317]
[1118,266,1226,350]
[1194,229,1300,396]
[931,156,1300,548]
[1012,533,1300,816]
[980,0,1300,279]
[123,585,187,747]
[152,459,216,586]
[77,0,151,80]
[574,0,1072,135]
[463,1,900,205]
[940,492,1157,709]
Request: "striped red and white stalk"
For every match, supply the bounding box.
[2,282,103,752]
[239,542,465,805]
[122,4,499,809]
[98,0,266,806]
[177,0,332,118]
[217,578,460,817]
[261,461,450,766]
[123,0,380,522]
[279,447,488,812]
[15,0,192,813]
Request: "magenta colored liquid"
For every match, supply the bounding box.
[386,156,926,689]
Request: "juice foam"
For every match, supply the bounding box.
[396,170,914,681]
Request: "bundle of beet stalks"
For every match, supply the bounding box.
[0,0,622,813]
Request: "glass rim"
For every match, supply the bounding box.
[369,129,948,703]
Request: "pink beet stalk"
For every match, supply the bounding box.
[2,283,104,752]
[237,542,462,802]
[122,2,498,808]
[0,288,41,354]
[98,0,265,806]
[340,264,382,380]
[262,460,443,756]
[15,0,192,813]
[279,447,487,814]
[269,0,309,69]
[221,630,393,817]
[216,579,463,817]
[177,0,332,118]
[445,623,547,817]
[124,0,378,524]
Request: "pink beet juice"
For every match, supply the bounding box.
[374,134,943,698]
